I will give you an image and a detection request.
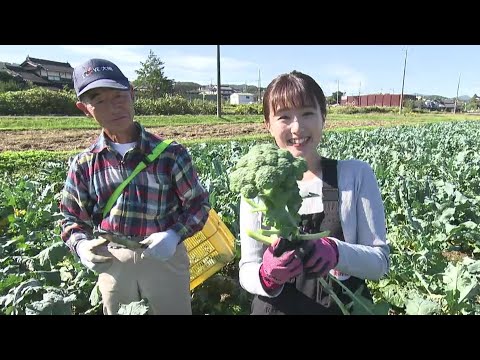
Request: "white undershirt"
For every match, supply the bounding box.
[111,141,137,157]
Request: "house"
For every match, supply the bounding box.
[230,92,255,105]
[424,99,441,110]
[1,56,74,90]
[440,99,459,112]
[199,85,234,101]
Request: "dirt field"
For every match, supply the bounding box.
[2,119,397,152]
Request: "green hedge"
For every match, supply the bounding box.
[0,89,250,116]
[0,88,79,116]
[0,87,403,116]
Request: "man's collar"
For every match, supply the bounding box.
[89,121,145,154]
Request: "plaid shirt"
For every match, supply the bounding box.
[60,122,210,254]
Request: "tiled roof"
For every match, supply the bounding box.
[5,65,51,84]
[22,56,73,73]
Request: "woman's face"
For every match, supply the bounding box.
[266,100,324,159]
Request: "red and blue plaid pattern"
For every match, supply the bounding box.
[60,122,210,253]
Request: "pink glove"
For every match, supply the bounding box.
[303,237,339,277]
[259,239,304,292]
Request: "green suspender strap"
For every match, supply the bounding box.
[102,139,173,218]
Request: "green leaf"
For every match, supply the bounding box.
[444,182,455,197]
[13,279,42,303]
[460,221,477,230]
[369,301,391,315]
[467,260,480,274]
[0,274,24,293]
[34,241,69,269]
[380,284,407,308]
[34,270,61,286]
[439,207,455,224]
[89,283,101,306]
[25,291,75,315]
[59,266,74,282]
[445,223,457,234]
[351,297,390,315]
[455,150,469,164]
[405,295,441,315]
[443,262,478,304]
[454,191,469,205]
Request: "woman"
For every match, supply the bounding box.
[238,70,390,315]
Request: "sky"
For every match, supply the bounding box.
[0,45,478,99]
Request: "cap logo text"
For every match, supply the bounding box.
[82,66,115,78]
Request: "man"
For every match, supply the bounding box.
[59,58,210,315]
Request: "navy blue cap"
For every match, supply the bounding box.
[73,58,130,97]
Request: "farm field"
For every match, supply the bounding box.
[1,115,479,315]
[2,112,480,151]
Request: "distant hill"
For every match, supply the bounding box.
[417,94,450,101]
[417,94,471,102]
[172,82,202,95]
[226,84,265,94]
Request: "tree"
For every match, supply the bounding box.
[466,94,480,112]
[0,71,30,92]
[173,82,201,96]
[327,91,344,105]
[133,50,174,99]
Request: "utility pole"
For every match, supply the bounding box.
[258,69,261,103]
[337,79,339,104]
[217,45,221,118]
[454,73,461,114]
[399,47,408,114]
[358,81,361,106]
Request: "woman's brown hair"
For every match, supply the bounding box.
[263,70,327,124]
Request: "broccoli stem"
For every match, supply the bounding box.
[246,229,275,245]
[248,229,330,244]
[244,197,267,212]
[296,231,330,240]
[317,277,351,315]
[329,275,375,315]
[259,229,280,236]
[97,234,146,250]
[244,196,330,242]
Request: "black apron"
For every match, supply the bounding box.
[251,158,372,315]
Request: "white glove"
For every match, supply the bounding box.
[139,230,180,261]
[76,238,113,273]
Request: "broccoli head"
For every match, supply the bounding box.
[229,143,328,244]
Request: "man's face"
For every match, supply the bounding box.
[77,87,135,133]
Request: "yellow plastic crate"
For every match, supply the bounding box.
[184,208,236,291]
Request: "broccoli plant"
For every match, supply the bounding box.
[229,143,328,245]
[229,143,387,315]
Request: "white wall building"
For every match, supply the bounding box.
[230,92,255,105]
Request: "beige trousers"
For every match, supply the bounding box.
[96,242,191,315]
